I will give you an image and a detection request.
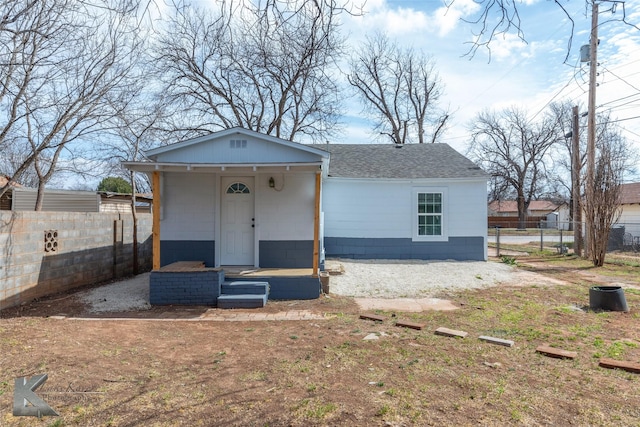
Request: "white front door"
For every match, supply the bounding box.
[220,177,255,265]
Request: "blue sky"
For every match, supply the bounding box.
[65,0,640,190]
[338,0,640,159]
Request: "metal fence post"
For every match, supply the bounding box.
[560,229,563,254]
[540,228,543,252]
[496,226,500,258]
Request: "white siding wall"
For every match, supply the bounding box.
[323,178,487,239]
[448,180,488,237]
[323,180,410,238]
[256,172,315,240]
[161,172,216,241]
[618,204,640,236]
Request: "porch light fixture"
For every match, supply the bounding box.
[269,177,275,188]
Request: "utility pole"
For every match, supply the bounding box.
[585,1,599,260]
[571,105,582,256]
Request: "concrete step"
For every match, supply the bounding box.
[217,294,267,309]
[221,281,269,296]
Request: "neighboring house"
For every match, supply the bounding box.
[616,182,640,236]
[0,184,150,213]
[488,200,559,217]
[99,192,153,214]
[544,206,571,231]
[1,187,100,212]
[124,127,490,274]
[488,200,569,229]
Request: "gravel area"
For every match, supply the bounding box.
[78,273,151,313]
[327,259,518,298]
[76,260,521,312]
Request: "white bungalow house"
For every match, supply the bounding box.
[124,127,488,303]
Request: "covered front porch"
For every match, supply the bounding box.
[124,128,331,304]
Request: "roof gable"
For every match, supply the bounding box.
[145,127,328,164]
[323,144,487,180]
[620,182,640,204]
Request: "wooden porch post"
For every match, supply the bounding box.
[312,171,321,277]
[152,171,161,270]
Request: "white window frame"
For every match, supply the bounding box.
[412,187,448,242]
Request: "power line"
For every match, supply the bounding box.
[604,103,640,113]
[529,62,584,122]
[606,114,640,123]
[601,66,640,93]
[597,92,640,108]
[621,126,640,139]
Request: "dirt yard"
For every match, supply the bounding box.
[1,255,639,426]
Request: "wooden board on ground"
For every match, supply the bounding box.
[479,335,514,347]
[434,327,468,338]
[535,345,577,359]
[395,320,425,330]
[599,358,640,374]
[359,313,386,322]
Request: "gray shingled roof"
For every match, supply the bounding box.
[321,144,488,179]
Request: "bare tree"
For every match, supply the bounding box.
[451,0,638,61]
[348,32,449,144]
[152,0,345,143]
[103,93,171,273]
[585,114,635,266]
[0,0,143,209]
[0,139,62,188]
[546,102,636,263]
[467,107,561,229]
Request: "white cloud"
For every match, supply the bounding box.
[351,0,431,38]
[432,0,480,36]
[485,33,531,62]
[384,7,430,36]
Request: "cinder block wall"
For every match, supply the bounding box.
[0,211,152,310]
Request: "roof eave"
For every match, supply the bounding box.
[123,161,324,173]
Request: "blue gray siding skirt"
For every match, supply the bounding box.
[324,237,485,261]
[259,240,314,268]
[225,276,320,300]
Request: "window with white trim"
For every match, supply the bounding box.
[412,187,447,241]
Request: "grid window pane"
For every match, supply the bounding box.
[417,192,442,236]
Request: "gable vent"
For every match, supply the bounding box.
[230,139,247,149]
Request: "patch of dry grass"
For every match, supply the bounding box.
[1,255,639,425]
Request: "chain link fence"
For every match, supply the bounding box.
[488,221,640,257]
